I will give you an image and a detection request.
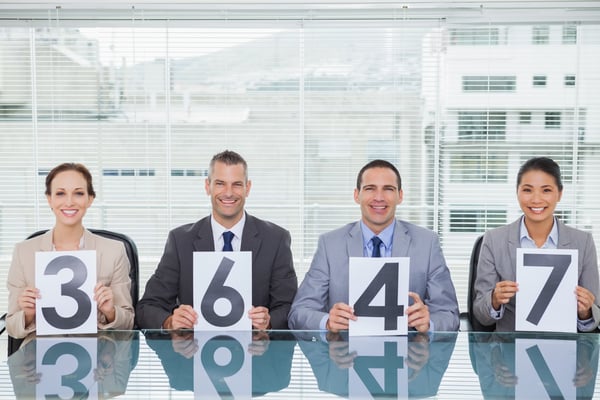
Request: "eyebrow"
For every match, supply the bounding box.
[362,184,398,190]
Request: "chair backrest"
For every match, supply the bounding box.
[7,228,140,356]
[467,235,495,332]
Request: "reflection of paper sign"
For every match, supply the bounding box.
[36,337,97,399]
[349,336,408,399]
[516,338,576,399]
[516,249,578,333]
[35,251,97,335]
[193,252,252,331]
[194,331,252,398]
[349,257,409,336]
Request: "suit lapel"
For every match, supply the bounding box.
[39,230,55,251]
[391,220,410,257]
[347,222,364,257]
[81,229,95,250]
[555,219,572,248]
[192,216,216,251]
[241,214,261,263]
[507,219,521,279]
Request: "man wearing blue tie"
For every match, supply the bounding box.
[136,150,298,330]
[288,159,459,333]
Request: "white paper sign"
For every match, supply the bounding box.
[194,331,252,398]
[35,251,97,335]
[36,337,97,400]
[349,336,408,399]
[515,338,576,399]
[349,257,409,336]
[516,248,578,333]
[193,251,252,331]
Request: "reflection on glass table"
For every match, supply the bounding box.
[4,330,600,399]
[295,331,457,399]
[143,330,296,397]
[7,331,138,399]
[469,332,599,399]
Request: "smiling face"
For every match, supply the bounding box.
[46,170,94,228]
[354,166,403,234]
[517,169,562,227]
[205,160,251,228]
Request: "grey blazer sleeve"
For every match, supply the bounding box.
[421,234,460,331]
[577,230,600,332]
[288,234,332,330]
[472,231,503,329]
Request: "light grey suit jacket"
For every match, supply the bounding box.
[6,229,134,339]
[473,217,600,332]
[288,219,460,332]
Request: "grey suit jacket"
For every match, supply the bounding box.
[473,217,600,332]
[288,219,460,332]
[136,213,298,329]
[6,229,134,339]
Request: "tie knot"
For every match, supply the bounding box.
[223,231,234,251]
[371,236,383,257]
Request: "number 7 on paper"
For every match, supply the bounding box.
[515,248,578,333]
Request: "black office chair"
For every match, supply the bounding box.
[465,235,495,332]
[6,228,140,356]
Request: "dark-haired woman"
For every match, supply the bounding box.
[7,163,134,342]
[473,157,600,332]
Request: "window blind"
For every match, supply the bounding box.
[0,6,599,340]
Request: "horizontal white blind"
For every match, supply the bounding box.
[0,7,599,329]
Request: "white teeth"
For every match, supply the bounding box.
[531,207,544,212]
[63,210,77,216]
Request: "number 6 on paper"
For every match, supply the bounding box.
[515,248,578,333]
[193,251,252,331]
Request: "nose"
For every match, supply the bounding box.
[65,193,75,205]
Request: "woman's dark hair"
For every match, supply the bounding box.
[517,157,563,192]
[45,163,96,197]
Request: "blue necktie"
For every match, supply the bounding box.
[222,231,234,252]
[371,236,383,257]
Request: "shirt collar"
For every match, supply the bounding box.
[50,228,85,251]
[360,220,395,255]
[519,215,558,249]
[211,213,246,243]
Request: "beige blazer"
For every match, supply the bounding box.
[6,229,134,339]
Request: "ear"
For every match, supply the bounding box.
[87,195,95,208]
[46,194,52,207]
[353,188,360,204]
[245,180,252,197]
[397,189,404,205]
[205,178,211,195]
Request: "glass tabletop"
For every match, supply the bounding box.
[1,330,598,399]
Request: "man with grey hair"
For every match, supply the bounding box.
[137,150,298,330]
